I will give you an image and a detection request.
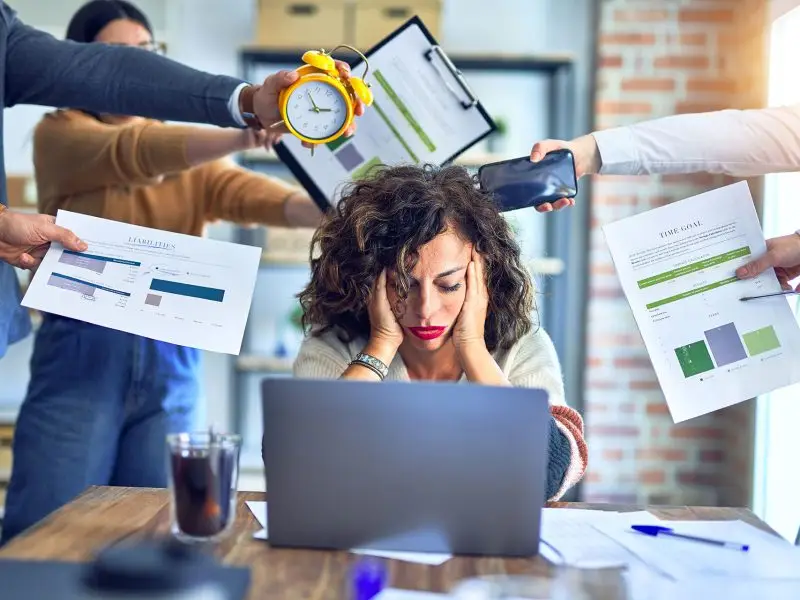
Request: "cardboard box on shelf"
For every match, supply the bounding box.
[255,0,348,49]
[353,0,441,49]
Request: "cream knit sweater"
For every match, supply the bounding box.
[293,327,588,501]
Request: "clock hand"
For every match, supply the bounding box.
[306,91,320,113]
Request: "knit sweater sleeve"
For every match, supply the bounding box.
[200,158,296,227]
[505,328,588,501]
[33,111,194,196]
[293,331,353,379]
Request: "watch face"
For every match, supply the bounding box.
[285,80,349,141]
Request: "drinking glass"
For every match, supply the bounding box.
[167,432,241,543]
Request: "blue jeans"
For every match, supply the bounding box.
[1,314,200,544]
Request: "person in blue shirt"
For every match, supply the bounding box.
[0,0,361,361]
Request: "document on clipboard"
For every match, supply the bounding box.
[274,16,495,211]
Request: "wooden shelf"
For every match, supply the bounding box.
[528,257,565,275]
[238,147,512,167]
[260,253,309,268]
[236,355,294,373]
[238,148,281,163]
[239,47,574,73]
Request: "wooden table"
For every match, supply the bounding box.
[0,486,774,599]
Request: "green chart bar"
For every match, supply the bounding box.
[637,246,751,289]
[743,325,781,356]
[373,70,436,152]
[675,340,715,378]
[372,100,418,163]
[646,276,739,310]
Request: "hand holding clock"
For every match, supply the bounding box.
[251,60,365,148]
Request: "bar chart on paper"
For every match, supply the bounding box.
[603,182,800,422]
[22,211,261,355]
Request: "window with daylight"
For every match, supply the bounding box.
[753,2,800,543]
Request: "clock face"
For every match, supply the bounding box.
[285,80,349,141]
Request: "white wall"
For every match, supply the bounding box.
[0,0,593,430]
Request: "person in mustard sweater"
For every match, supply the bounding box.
[1,0,323,542]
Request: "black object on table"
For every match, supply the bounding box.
[0,538,250,599]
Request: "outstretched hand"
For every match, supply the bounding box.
[0,209,87,270]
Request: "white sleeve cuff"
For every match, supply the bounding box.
[592,126,641,175]
[228,82,250,128]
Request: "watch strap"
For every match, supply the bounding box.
[238,84,263,130]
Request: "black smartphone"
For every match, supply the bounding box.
[477,149,578,212]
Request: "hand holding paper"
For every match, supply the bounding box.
[21,211,261,355]
[602,182,800,422]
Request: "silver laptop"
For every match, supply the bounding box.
[260,378,551,557]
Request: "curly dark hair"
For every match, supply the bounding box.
[298,164,535,352]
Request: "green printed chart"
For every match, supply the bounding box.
[675,341,715,378]
[674,324,781,379]
[637,246,751,289]
[641,246,751,310]
[373,70,436,153]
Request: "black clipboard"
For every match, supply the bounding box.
[273,16,496,213]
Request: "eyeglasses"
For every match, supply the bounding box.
[104,41,167,55]
[138,41,167,55]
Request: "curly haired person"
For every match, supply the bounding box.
[293,164,587,501]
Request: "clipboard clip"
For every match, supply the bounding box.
[424,46,478,110]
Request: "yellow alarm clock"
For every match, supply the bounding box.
[273,44,373,148]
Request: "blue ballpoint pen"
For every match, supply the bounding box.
[631,525,750,551]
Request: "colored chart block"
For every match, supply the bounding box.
[675,340,715,378]
[743,325,781,356]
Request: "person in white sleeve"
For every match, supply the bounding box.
[530,105,800,292]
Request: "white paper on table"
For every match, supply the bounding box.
[539,509,661,564]
[602,181,800,422]
[594,519,800,582]
[538,508,673,596]
[245,501,452,565]
[21,210,261,355]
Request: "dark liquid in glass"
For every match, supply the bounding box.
[171,449,235,537]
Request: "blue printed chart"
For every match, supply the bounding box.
[23,211,261,355]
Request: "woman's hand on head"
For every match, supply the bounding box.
[368,269,404,354]
[453,247,489,355]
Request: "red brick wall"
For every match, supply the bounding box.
[584,0,768,507]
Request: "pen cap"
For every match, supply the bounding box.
[350,557,387,600]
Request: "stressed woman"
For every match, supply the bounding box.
[294,164,587,501]
[1,0,323,544]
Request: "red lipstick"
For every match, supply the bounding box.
[409,326,446,340]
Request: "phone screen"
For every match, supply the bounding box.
[478,150,578,212]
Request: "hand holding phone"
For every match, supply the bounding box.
[478,149,578,213]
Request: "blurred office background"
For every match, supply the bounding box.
[1,0,799,542]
